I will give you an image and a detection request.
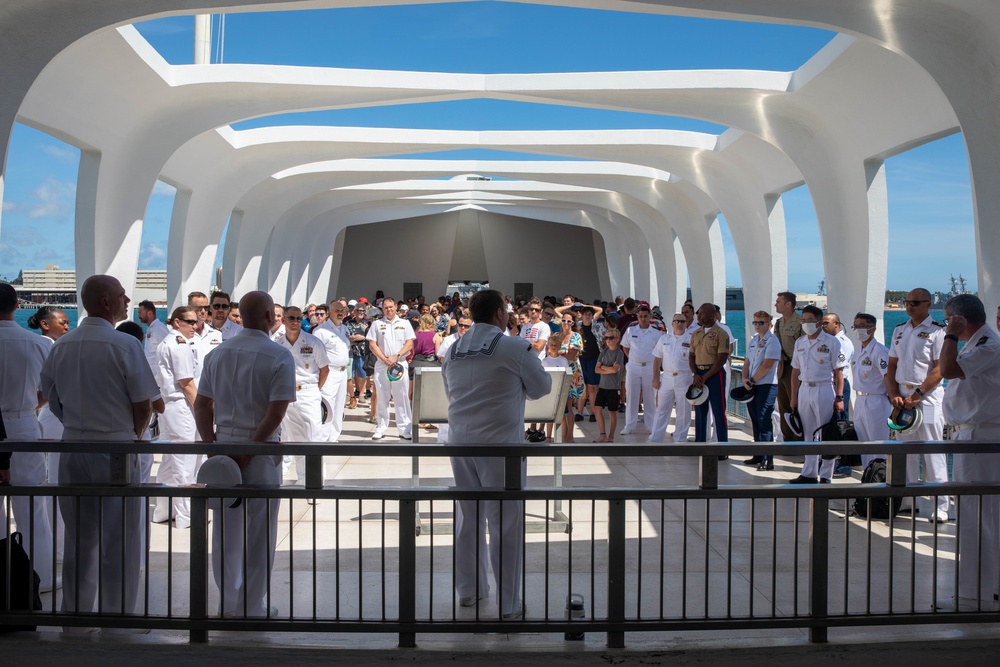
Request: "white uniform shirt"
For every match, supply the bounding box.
[442,323,551,444]
[851,339,890,394]
[835,329,855,371]
[652,331,692,375]
[276,330,330,387]
[943,325,1000,425]
[191,326,223,382]
[208,319,242,342]
[622,323,661,363]
[889,315,945,387]
[0,320,49,413]
[791,330,846,383]
[39,317,160,439]
[143,318,169,374]
[270,324,286,342]
[519,321,551,361]
[686,321,700,335]
[366,316,416,361]
[437,332,461,360]
[312,320,351,369]
[746,331,782,385]
[197,328,296,441]
[156,328,197,402]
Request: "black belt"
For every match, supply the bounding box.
[696,364,713,369]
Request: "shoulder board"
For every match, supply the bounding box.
[175,335,186,344]
[933,320,945,327]
[976,336,989,347]
[627,321,638,328]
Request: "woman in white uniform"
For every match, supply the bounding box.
[152,307,201,529]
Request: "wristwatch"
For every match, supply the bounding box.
[914,387,925,397]
[834,395,844,401]
[944,334,959,342]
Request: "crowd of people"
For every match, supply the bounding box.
[2,279,999,620]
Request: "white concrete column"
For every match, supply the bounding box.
[864,159,890,340]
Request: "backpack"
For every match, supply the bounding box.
[852,458,902,520]
[813,411,857,460]
[0,531,43,632]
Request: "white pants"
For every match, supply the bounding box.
[322,367,349,442]
[5,413,56,589]
[624,362,654,432]
[648,373,692,442]
[798,383,837,481]
[896,386,949,514]
[153,398,200,527]
[282,384,322,484]
[59,438,143,615]
[212,453,281,617]
[374,361,412,438]
[854,393,891,467]
[951,426,1000,604]
[450,455,524,615]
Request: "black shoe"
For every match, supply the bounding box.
[589,414,597,423]
[743,457,763,466]
[756,463,774,471]
[789,475,820,484]
[618,404,626,414]
[819,478,832,484]
[832,469,851,479]
[574,414,584,422]
[718,455,729,461]
[354,390,360,398]
[364,390,372,399]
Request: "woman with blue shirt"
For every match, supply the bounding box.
[742,311,782,471]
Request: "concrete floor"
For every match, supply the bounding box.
[8,397,1000,659]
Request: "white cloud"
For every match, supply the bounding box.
[40,143,78,162]
[28,177,76,220]
[139,242,168,269]
[2,200,18,213]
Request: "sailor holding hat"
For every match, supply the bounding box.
[365,297,415,440]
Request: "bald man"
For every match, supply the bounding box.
[40,275,160,619]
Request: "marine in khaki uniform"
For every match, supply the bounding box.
[774,291,804,441]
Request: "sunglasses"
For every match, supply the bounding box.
[457,323,471,329]
[672,319,686,324]
[177,318,198,326]
[211,303,230,310]
[752,321,768,325]
[905,300,930,306]
[530,307,541,312]
[543,312,555,317]
[603,335,618,340]
[285,316,303,322]
[196,305,211,311]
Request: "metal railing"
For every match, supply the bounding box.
[3,440,1000,647]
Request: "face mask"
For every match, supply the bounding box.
[801,322,819,336]
[855,327,872,342]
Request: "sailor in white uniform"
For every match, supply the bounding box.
[939,294,1000,611]
[886,288,949,520]
[138,300,169,374]
[442,290,550,617]
[193,291,295,618]
[0,284,57,592]
[152,306,201,529]
[276,306,329,484]
[849,313,891,467]
[620,305,661,435]
[206,291,242,341]
[789,305,846,483]
[40,275,159,617]
[365,297,415,440]
[312,300,351,443]
[648,314,694,442]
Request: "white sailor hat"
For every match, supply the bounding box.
[195,456,243,511]
[321,397,332,425]
[784,409,804,437]
[729,385,755,404]
[387,362,405,382]
[685,384,709,406]
[888,405,922,434]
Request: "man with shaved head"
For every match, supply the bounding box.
[886,287,950,521]
[40,274,160,619]
[194,290,295,617]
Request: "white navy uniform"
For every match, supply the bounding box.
[277,330,329,483]
[39,317,160,615]
[152,328,200,528]
[851,335,891,466]
[191,326,223,382]
[621,322,660,433]
[366,315,416,439]
[197,328,296,617]
[791,330,846,480]
[889,316,949,515]
[143,318,169,374]
[433,331,462,444]
[0,320,56,589]
[313,320,350,442]
[442,323,551,615]
[943,324,1000,607]
[648,331,694,443]
[209,318,242,342]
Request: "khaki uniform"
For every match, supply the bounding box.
[775,312,803,441]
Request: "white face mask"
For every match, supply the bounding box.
[855,327,872,342]
[801,322,819,336]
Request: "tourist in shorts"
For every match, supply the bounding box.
[594,328,625,442]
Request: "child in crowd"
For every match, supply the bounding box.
[594,328,625,442]
[541,335,569,443]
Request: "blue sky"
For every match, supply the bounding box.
[0,2,978,293]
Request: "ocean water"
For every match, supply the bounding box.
[13,306,941,354]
